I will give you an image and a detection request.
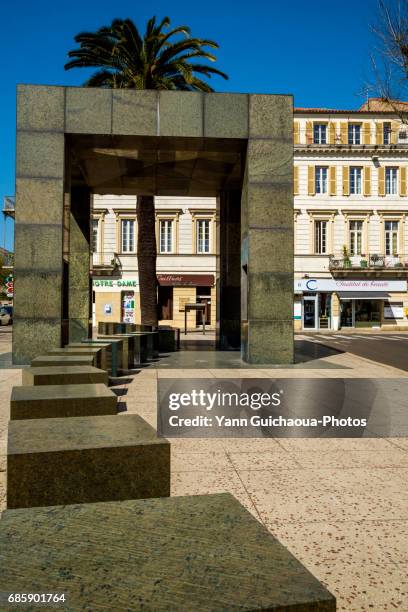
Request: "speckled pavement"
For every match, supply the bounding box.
[1,327,408,610]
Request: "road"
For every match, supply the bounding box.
[296,331,408,371]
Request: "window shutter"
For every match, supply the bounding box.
[378,167,385,196]
[362,122,371,145]
[328,122,336,144]
[342,166,349,196]
[400,166,407,196]
[363,167,371,196]
[329,166,336,195]
[294,166,299,195]
[391,121,399,144]
[305,121,313,144]
[375,122,383,145]
[340,122,348,144]
[293,121,300,144]
[307,166,315,195]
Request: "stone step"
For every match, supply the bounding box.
[7,414,170,509]
[47,347,104,369]
[22,366,108,386]
[10,384,117,420]
[0,493,335,610]
[31,355,95,368]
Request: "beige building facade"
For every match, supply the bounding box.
[294,99,408,331]
[92,195,217,331]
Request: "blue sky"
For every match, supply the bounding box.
[1,0,381,250]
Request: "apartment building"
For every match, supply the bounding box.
[294,98,408,331]
[92,195,217,330]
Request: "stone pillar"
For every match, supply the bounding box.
[331,292,340,331]
[13,86,66,364]
[217,191,241,349]
[242,95,294,363]
[69,187,91,342]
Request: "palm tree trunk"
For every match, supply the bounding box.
[137,195,158,326]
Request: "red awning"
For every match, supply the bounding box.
[157,274,214,287]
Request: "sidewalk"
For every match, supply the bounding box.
[1,331,408,610]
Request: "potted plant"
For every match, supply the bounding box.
[342,245,351,268]
[360,254,368,268]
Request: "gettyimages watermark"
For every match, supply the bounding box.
[157,378,408,438]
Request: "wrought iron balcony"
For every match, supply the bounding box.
[3,196,15,218]
[329,254,408,276]
[91,252,121,276]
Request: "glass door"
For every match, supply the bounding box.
[303,296,317,329]
[340,300,353,328]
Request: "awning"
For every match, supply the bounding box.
[157,274,214,287]
[338,292,391,300]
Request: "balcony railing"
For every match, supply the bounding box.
[3,196,15,218]
[92,252,121,272]
[329,254,408,271]
[0,252,14,268]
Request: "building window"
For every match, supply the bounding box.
[385,220,399,255]
[121,219,135,253]
[349,220,363,255]
[315,167,328,194]
[349,167,362,194]
[314,221,328,254]
[196,219,210,253]
[385,167,398,195]
[92,219,99,253]
[160,219,173,253]
[383,122,391,145]
[313,123,327,144]
[348,123,361,145]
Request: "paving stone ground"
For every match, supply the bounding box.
[1,327,408,610]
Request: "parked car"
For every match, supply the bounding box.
[0,306,12,325]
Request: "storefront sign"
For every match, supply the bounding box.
[295,279,407,292]
[157,274,214,287]
[93,279,138,288]
[384,302,404,319]
[293,303,302,320]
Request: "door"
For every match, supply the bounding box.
[340,300,353,328]
[303,296,317,329]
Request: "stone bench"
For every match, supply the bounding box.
[10,384,117,420]
[31,355,95,368]
[0,493,335,610]
[47,347,104,369]
[98,321,153,335]
[22,366,108,386]
[7,414,170,509]
[74,340,116,375]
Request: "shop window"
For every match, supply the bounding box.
[354,300,381,327]
[385,221,399,255]
[314,220,328,254]
[349,220,363,255]
[159,220,173,253]
[196,219,210,253]
[158,286,173,320]
[121,219,135,253]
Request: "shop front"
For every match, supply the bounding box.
[294,279,408,331]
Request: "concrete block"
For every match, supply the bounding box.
[7,414,170,508]
[65,87,112,134]
[31,355,95,368]
[0,493,336,610]
[17,85,65,132]
[15,177,64,225]
[159,91,203,137]
[68,343,110,371]
[247,320,294,364]
[112,90,157,135]
[47,348,103,369]
[13,318,62,366]
[158,327,180,352]
[10,384,117,420]
[22,366,108,386]
[14,224,63,271]
[204,93,248,138]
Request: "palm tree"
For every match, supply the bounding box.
[65,17,228,325]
